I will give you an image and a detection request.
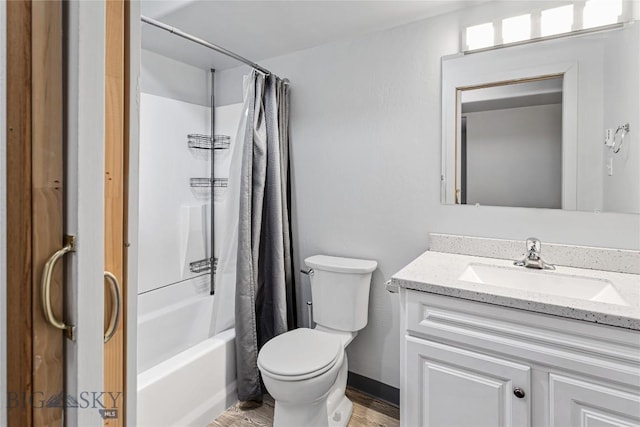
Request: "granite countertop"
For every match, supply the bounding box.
[392,250,640,330]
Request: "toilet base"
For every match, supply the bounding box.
[270,354,353,427]
[272,392,353,427]
[273,396,329,427]
[326,358,351,426]
[328,395,353,427]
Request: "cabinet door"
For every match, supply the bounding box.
[405,337,530,427]
[550,373,640,427]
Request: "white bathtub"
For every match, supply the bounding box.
[137,277,237,426]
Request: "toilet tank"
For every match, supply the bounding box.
[305,255,377,332]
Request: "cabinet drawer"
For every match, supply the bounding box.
[404,290,640,388]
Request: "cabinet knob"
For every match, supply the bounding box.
[513,387,526,399]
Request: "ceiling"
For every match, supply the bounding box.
[140,0,485,71]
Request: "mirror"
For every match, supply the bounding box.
[441,24,639,213]
[460,76,563,209]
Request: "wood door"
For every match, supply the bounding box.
[104,0,127,426]
[404,337,531,427]
[6,0,65,425]
[7,1,114,426]
[549,373,640,427]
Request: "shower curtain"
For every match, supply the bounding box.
[210,77,251,337]
[233,71,296,403]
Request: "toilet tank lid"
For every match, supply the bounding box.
[305,255,377,274]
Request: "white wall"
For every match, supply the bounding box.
[141,49,210,107]
[602,24,640,213]
[216,4,640,389]
[1,2,7,425]
[466,104,562,208]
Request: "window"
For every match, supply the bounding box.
[541,5,574,37]
[466,22,494,50]
[502,14,531,44]
[463,1,628,52]
[583,0,622,29]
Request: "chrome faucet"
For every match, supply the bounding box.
[514,237,555,270]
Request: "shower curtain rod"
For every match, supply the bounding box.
[141,15,273,75]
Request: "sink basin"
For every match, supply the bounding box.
[458,263,629,306]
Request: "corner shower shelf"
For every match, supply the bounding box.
[190,177,228,188]
[187,134,231,150]
[189,257,218,274]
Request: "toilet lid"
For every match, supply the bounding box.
[258,328,341,379]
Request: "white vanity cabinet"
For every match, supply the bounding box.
[549,373,640,427]
[405,337,531,426]
[400,289,640,427]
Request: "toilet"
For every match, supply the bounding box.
[257,255,377,427]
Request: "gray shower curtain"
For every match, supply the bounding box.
[235,71,296,403]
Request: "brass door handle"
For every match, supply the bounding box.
[41,235,76,340]
[103,271,121,343]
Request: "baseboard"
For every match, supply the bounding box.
[347,371,399,406]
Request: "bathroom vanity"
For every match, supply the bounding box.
[392,235,640,427]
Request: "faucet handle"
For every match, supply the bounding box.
[515,237,555,270]
[526,237,541,254]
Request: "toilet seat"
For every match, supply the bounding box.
[258,328,342,381]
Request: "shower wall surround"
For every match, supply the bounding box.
[215,1,640,392]
[137,85,244,364]
[138,93,212,294]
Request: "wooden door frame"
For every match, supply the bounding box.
[104,1,127,425]
[6,2,34,423]
[6,0,65,425]
[0,0,7,421]
[105,2,140,423]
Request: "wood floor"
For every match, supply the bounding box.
[209,387,400,427]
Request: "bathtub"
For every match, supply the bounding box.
[137,276,237,426]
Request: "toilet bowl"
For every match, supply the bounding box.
[257,255,377,427]
[258,328,348,426]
